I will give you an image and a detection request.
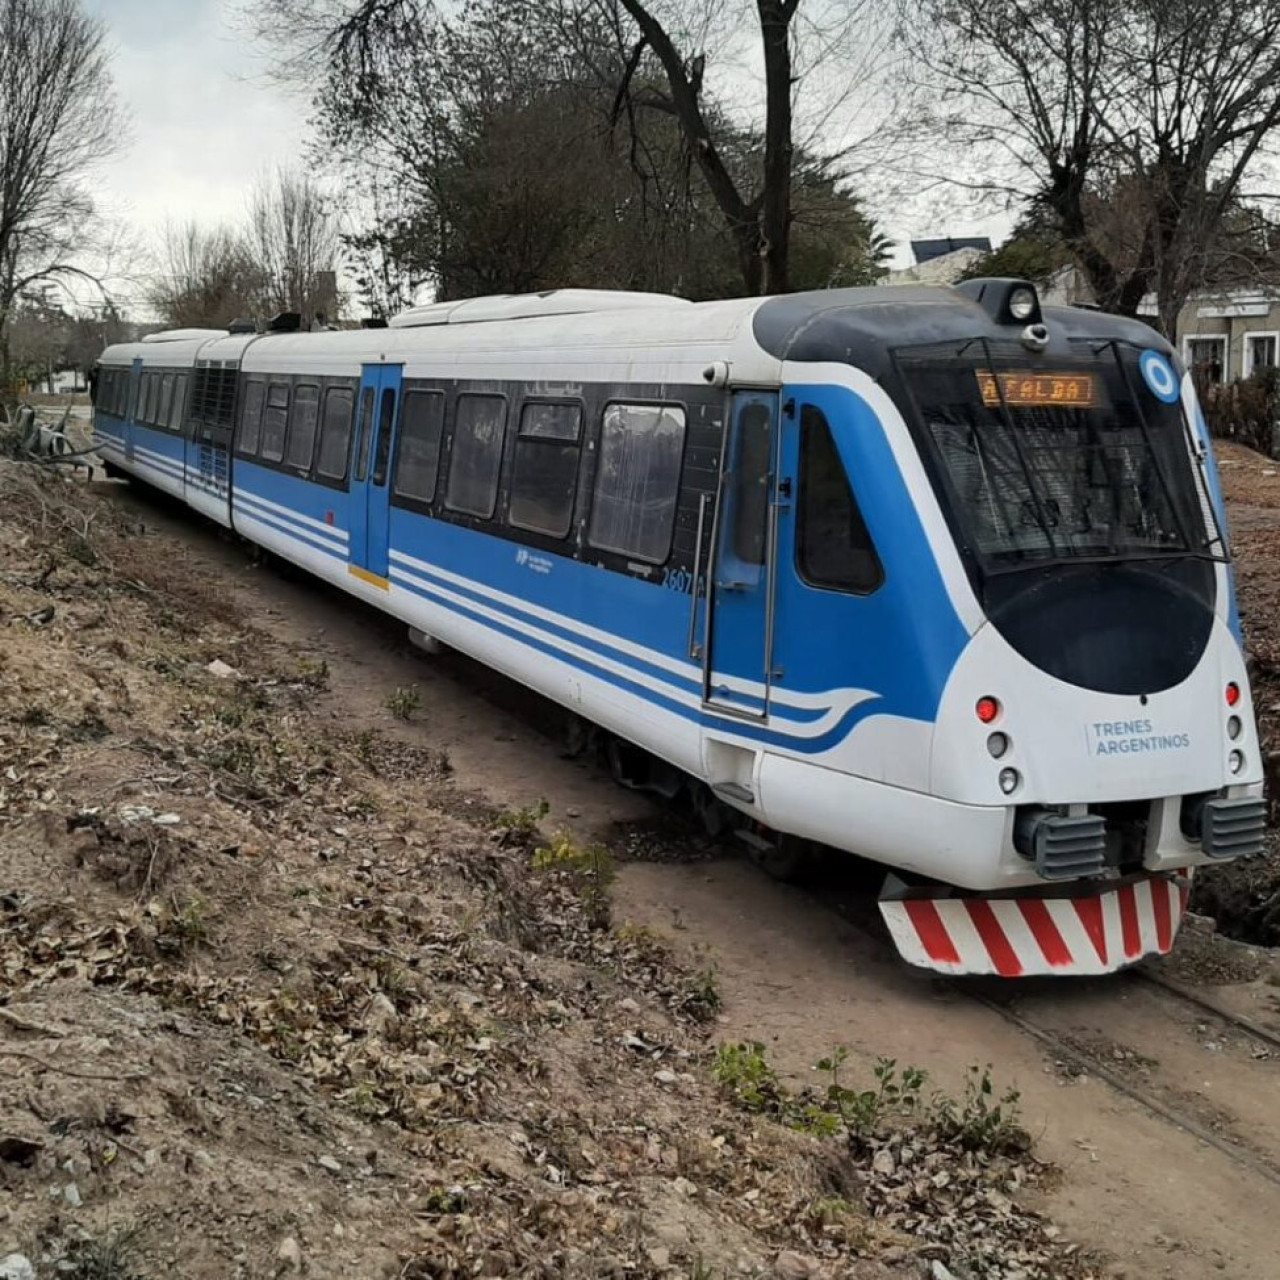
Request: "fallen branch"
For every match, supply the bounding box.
[0,1047,145,1081]
[0,1006,67,1037]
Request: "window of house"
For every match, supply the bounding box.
[316,386,354,481]
[796,406,882,593]
[393,390,445,502]
[508,402,582,538]
[445,394,507,518]
[285,384,321,471]
[1246,333,1278,378]
[170,373,187,432]
[238,380,265,455]
[1186,336,1227,383]
[587,402,686,564]
[260,381,291,463]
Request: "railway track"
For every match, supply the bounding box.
[799,861,1280,1189]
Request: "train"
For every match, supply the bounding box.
[92,281,1266,978]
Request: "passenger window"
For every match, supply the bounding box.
[508,402,581,538]
[587,403,686,564]
[239,380,265,455]
[170,374,187,432]
[260,381,291,463]
[354,387,375,481]
[445,394,507,518]
[372,388,396,485]
[142,373,156,425]
[158,374,175,432]
[393,391,445,502]
[729,403,773,566]
[796,406,883,593]
[316,387,354,481]
[285,384,321,471]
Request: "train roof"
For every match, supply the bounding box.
[751,286,1172,374]
[97,284,1173,382]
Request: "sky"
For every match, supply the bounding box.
[81,0,312,315]
[78,0,1006,318]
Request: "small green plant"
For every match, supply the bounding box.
[533,831,615,927]
[680,965,723,1023]
[353,728,378,768]
[817,1052,927,1143]
[496,797,550,840]
[61,1221,150,1280]
[712,1041,788,1115]
[687,1260,718,1280]
[385,684,421,720]
[159,894,209,954]
[929,1064,1029,1155]
[296,656,330,690]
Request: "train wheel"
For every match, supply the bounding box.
[691,783,734,839]
[749,834,817,884]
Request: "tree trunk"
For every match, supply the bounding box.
[758,0,794,294]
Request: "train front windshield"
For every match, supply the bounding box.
[894,340,1226,572]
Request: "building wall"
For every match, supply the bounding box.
[1176,297,1280,383]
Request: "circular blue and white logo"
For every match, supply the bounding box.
[1139,349,1180,403]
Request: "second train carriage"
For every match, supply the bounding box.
[92,283,1267,977]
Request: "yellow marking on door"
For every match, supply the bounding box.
[348,565,390,591]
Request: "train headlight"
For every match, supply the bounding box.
[1008,286,1037,322]
[999,767,1021,794]
[987,732,1009,759]
[1229,749,1246,775]
[1228,715,1242,740]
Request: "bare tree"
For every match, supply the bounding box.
[146,221,262,328]
[904,0,1280,335]
[245,168,341,325]
[0,0,123,394]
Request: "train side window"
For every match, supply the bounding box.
[140,373,155,425]
[372,388,396,485]
[587,402,686,564]
[149,373,162,425]
[285,383,321,471]
[730,402,773,567]
[508,401,581,538]
[316,387,354,481]
[445,393,507,518]
[238,379,265,455]
[158,373,175,432]
[353,387,375,481]
[393,390,445,502]
[170,373,187,432]
[796,406,883,594]
[260,381,291,463]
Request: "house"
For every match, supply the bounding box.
[1164,289,1280,385]
[878,237,992,287]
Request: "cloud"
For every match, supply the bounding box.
[82,0,313,310]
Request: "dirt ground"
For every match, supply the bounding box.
[2,430,1280,1279]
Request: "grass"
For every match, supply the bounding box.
[385,684,421,720]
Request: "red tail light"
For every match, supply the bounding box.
[976,696,1001,724]
[1226,682,1241,707]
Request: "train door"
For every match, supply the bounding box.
[124,358,143,463]
[703,391,779,718]
[348,363,403,587]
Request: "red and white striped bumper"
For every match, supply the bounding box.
[879,873,1191,978]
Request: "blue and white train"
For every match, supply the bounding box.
[93,282,1265,977]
